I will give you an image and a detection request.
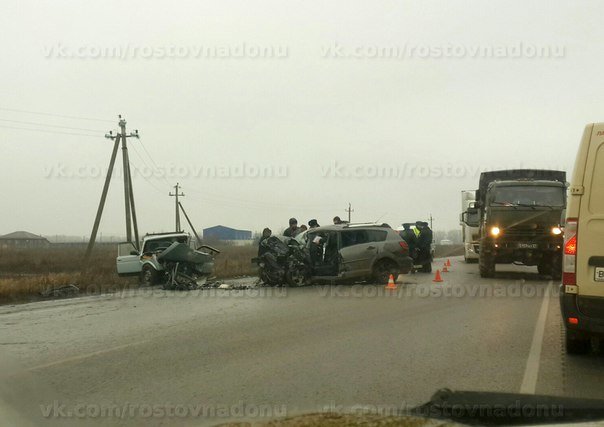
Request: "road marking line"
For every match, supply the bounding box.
[520,284,551,394]
[26,340,148,372]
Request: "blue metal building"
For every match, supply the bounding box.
[202,225,252,241]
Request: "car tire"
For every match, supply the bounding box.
[421,263,432,273]
[372,260,399,285]
[565,330,591,355]
[286,268,309,287]
[140,264,158,286]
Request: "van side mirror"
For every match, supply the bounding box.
[130,250,138,255]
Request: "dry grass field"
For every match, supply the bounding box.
[0,244,258,304]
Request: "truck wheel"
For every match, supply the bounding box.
[537,262,551,276]
[479,254,495,278]
[565,330,591,355]
[140,264,159,286]
[552,256,562,281]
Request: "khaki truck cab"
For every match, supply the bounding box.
[560,123,604,354]
[475,170,566,278]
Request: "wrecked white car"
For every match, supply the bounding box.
[116,232,219,289]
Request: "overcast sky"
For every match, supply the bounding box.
[0,1,601,238]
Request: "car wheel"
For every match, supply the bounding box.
[286,268,309,287]
[421,263,432,273]
[372,260,399,284]
[140,264,158,286]
[260,269,278,286]
[565,330,591,355]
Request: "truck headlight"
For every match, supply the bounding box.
[552,226,562,235]
[490,226,501,237]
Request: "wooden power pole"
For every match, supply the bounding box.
[84,115,140,262]
[345,202,354,223]
[169,183,185,232]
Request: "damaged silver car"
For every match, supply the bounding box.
[116,232,219,290]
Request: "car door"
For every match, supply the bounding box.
[338,230,377,277]
[577,131,604,297]
[116,242,141,275]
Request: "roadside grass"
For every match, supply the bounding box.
[0,244,258,304]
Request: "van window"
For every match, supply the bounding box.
[589,144,604,214]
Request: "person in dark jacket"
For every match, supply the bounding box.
[416,222,433,263]
[308,219,320,229]
[258,227,272,256]
[399,223,418,259]
[283,218,299,237]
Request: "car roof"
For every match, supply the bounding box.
[308,224,393,232]
[143,232,189,241]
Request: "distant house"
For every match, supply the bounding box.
[202,225,252,241]
[0,231,51,249]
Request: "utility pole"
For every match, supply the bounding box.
[429,213,434,230]
[345,202,354,223]
[169,183,185,232]
[179,202,202,247]
[84,115,140,263]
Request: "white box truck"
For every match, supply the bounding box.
[460,190,480,263]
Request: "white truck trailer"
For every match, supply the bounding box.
[460,190,480,263]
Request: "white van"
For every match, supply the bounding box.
[560,123,604,354]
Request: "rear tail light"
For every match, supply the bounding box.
[399,241,409,252]
[563,218,578,286]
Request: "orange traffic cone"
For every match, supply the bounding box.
[385,274,397,290]
[433,269,444,282]
[442,264,449,273]
[446,259,451,267]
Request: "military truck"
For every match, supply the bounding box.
[470,170,566,278]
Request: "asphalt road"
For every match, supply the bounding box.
[1,256,603,426]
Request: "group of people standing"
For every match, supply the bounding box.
[398,221,433,260]
[282,216,346,237]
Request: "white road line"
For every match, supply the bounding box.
[520,284,551,394]
[26,340,148,372]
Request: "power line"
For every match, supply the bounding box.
[0,118,105,133]
[137,137,172,187]
[0,124,101,138]
[0,107,114,123]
